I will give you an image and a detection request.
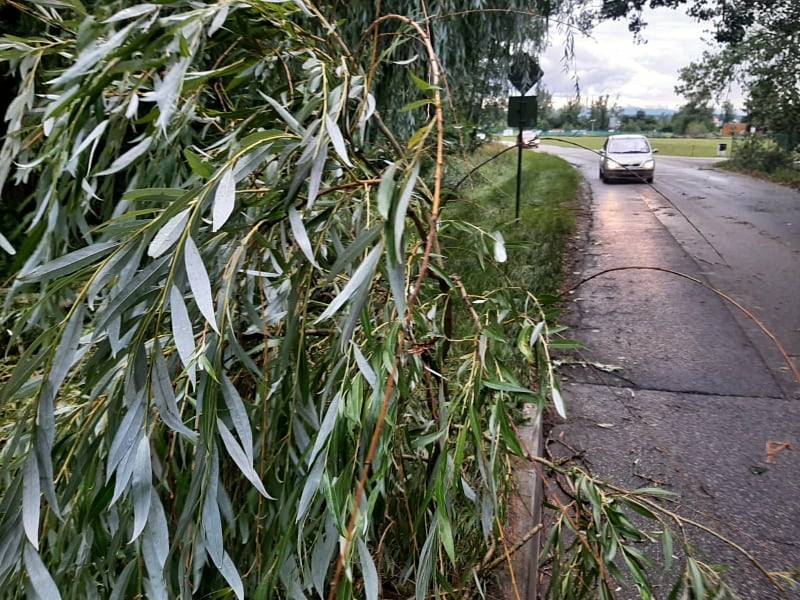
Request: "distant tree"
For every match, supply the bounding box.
[671,0,799,148]
[588,95,612,129]
[720,100,736,123]
[685,121,710,137]
[671,95,715,135]
[537,86,556,128]
[558,96,583,129]
[619,109,659,132]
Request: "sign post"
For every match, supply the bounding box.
[507,58,543,220]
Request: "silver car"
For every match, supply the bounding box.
[599,134,657,183]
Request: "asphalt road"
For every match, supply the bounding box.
[541,145,800,598]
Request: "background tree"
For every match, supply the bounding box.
[551,95,582,129]
[670,94,715,136]
[588,94,612,130]
[720,100,736,123]
[332,0,594,136]
[671,0,799,148]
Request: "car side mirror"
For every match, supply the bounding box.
[652,148,659,153]
[599,149,606,156]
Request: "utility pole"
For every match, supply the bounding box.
[515,125,524,220]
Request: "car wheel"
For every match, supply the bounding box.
[599,170,607,183]
[646,177,653,184]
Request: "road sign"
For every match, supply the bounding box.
[507,96,538,129]
[509,57,543,96]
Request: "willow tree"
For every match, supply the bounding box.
[0,1,572,597]
[331,0,592,135]
[0,1,791,599]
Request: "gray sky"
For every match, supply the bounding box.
[539,7,743,110]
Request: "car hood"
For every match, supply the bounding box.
[605,151,653,165]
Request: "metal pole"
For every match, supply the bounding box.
[515,125,523,220]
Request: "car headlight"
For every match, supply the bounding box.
[642,159,654,169]
[605,160,622,169]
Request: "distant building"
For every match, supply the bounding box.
[721,122,748,136]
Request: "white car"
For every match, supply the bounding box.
[599,134,657,183]
[522,130,540,148]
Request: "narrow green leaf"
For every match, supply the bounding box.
[415,520,437,600]
[326,224,381,280]
[307,143,328,209]
[297,454,325,523]
[184,148,213,179]
[23,543,61,600]
[357,538,379,600]
[377,162,397,220]
[212,169,236,232]
[22,453,40,550]
[142,490,168,598]
[217,420,272,499]
[130,436,152,542]
[392,161,419,261]
[95,136,153,176]
[352,344,377,389]
[400,98,433,112]
[324,115,352,167]
[260,93,303,134]
[662,527,674,572]
[221,375,253,463]
[152,344,197,440]
[109,560,137,600]
[483,380,535,395]
[170,284,197,387]
[688,558,705,598]
[148,209,190,258]
[288,207,319,268]
[308,392,340,466]
[409,72,437,93]
[437,509,456,566]
[103,4,157,23]
[552,386,566,418]
[184,236,219,333]
[208,5,230,36]
[218,552,245,600]
[202,457,224,568]
[22,241,118,282]
[315,242,383,323]
[0,232,15,255]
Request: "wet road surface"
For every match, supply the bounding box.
[543,145,800,598]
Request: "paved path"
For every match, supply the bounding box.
[542,146,800,598]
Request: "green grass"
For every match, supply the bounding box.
[537,135,732,158]
[444,144,579,300]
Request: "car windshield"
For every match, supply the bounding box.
[607,138,650,153]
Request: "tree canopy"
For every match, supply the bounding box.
[0,1,573,598]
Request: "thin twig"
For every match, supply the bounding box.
[563,265,800,384]
[327,352,400,600]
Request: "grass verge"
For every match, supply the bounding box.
[717,160,800,190]
[444,144,579,300]
[537,135,731,158]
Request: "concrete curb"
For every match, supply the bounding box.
[513,407,544,599]
[501,171,594,600]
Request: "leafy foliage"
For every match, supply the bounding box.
[673,0,799,148]
[1,2,796,599]
[0,1,573,598]
[728,136,794,173]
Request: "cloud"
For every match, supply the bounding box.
[538,6,744,109]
